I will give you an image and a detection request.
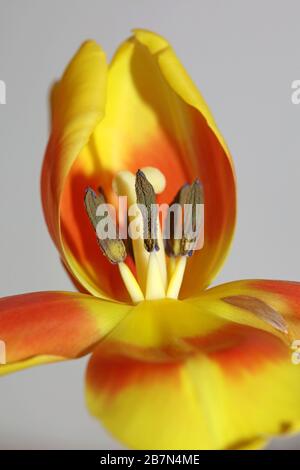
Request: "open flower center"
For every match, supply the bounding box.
[84,167,203,304]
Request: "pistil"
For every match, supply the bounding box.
[113,168,167,294]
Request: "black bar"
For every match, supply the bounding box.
[0,450,298,467]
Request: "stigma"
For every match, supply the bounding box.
[84,167,203,304]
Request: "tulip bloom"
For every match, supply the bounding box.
[1,29,300,450]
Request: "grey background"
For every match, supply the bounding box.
[0,0,299,450]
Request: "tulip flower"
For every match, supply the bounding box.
[1,29,300,450]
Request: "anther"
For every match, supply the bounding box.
[181,179,204,256]
[135,170,159,253]
[165,183,189,257]
[165,179,204,257]
[84,187,127,264]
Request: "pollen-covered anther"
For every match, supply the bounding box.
[134,169,167,299]
[84,187,126,264]
[181,178,204,257]
[165,183,189,257]
[166,179,204,258]
[135,169,159,253]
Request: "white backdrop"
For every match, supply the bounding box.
[0,0,300,449]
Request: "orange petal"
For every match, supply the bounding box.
[0,291,130,375]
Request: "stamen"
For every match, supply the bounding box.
[135,169,168,291]
[165,183,189,257]
[84,187,143,304]
[112,171,150,291]
[167,257,177,279]
[145,252,166,300]
[84,168,200,302]
[181,179,203,256]
[165,179,203,258]
[141,168,167,289]
[113,167,167,293]
[84,187,105,231]
[135,169,159,252]
[164,179,203,298]
[166,256,187,299]
[118,262,144,304]
[84,188,126,264]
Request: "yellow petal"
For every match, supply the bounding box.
[41,41,116,300]
[95,298,226,361]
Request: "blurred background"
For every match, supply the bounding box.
[0,0,300,450]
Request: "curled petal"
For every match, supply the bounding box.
[0,291,130,375]
[51,30,236,300]
[41,41,120,300]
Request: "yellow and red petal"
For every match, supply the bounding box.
[91,298,227,362]
[44,31,236,301]
[0,291,130,376]
[188,279,300,343]
[86,306,300,449]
